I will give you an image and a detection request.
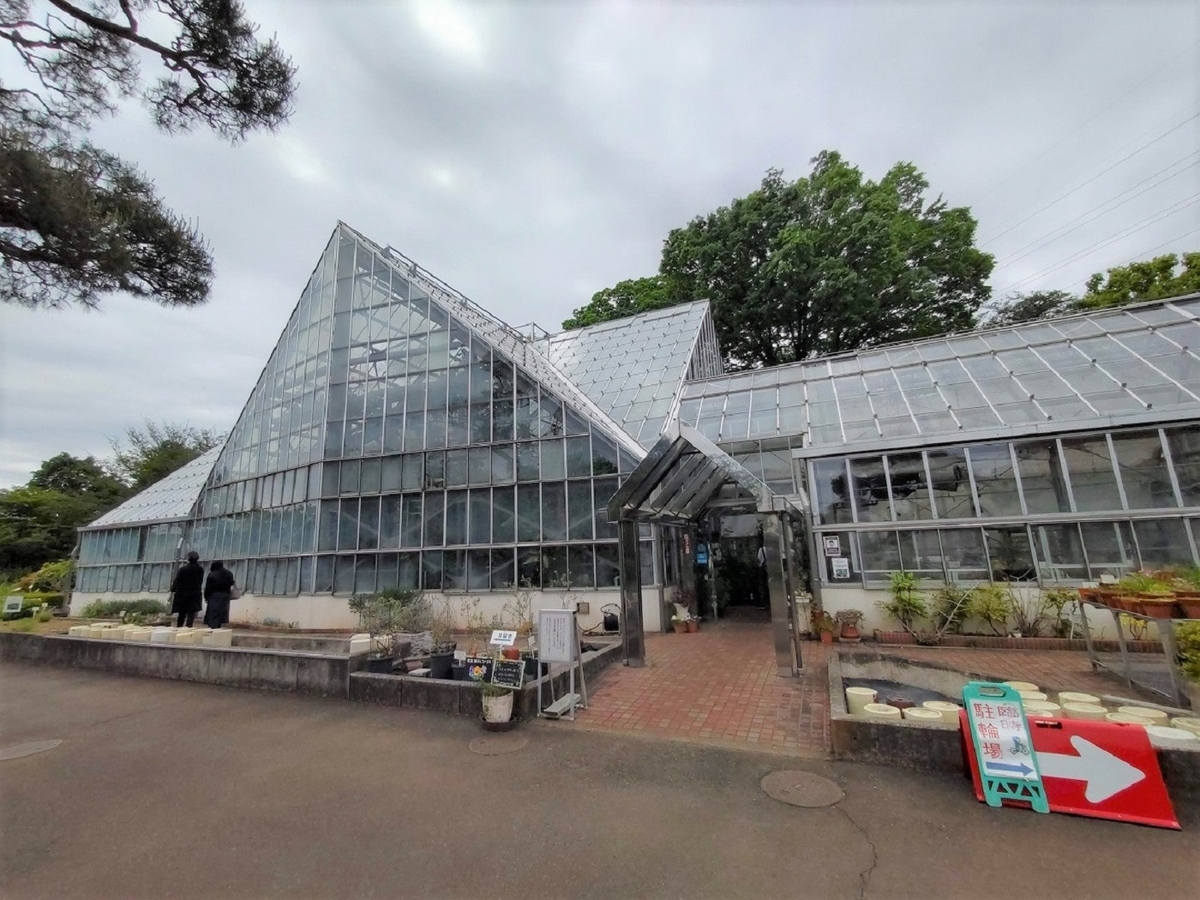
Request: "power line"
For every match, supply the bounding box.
[981,109,1200,248]
[995,152,1200,268]
[972,39,1199,206]
[994,194,1200,294]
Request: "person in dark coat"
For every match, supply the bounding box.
[170,551,205,627]
[203,560,237,629]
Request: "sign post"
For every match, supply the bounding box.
[962,682,1048,813]
[537,608,587,720]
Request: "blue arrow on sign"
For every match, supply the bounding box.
[985,761,1035,776]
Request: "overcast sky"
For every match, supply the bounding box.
[1,0,1197,488]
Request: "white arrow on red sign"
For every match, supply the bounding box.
[1035,735,1146,803]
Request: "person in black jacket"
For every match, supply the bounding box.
[203,560,237,629]
[170,551,205,627]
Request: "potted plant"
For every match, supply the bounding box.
[671,615,687,634]
[835,609,864,643]
[481,681,515,729]
[811,610,836,644]
[428,602,457,680]
[348,589,414,674]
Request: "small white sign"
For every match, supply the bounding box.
[823,536,841,557]
[489,629,517,647]
[831,558,851,580]
[3,595,23,614]
[538,609,576,663]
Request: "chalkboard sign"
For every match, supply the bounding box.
[490,659,525,690]
[464,656,492,682]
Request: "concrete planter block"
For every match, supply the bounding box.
[126,628,152,642]
[68,625,90,637]
[149,627,172,643]
[205,629,233,648]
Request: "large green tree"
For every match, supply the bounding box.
[981,289,1078,328]
[0,0,296,309]
[0,453,127,574]
[1080,252,1200,310]
[562,275,684,330]
[108,420,223,491]
[567,152,994,369]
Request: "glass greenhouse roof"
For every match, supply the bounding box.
[538,301,722,448]
[87,446,222,528]
[678,294,1200,453]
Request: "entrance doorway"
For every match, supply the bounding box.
[708,513,771,622]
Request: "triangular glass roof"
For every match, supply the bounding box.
[679,293,1200,452]
[86,446,222,528]
[537,301,722,448]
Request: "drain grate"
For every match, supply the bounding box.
[760,770,843,808]
[469,734,529,756]
[0,740,62,762]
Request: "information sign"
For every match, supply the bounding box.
[489,629,517,647]
[463,656,492,682]
[3,595,23,614]
[831,558,850,580]
[823,536,841,557]
[695,543,709,566]
[962,682,1048,813]
[490,659,525,690]
[538,609,576,664]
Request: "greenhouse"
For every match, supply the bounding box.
[71,222,1200,663]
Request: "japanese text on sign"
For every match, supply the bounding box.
[969,699,1035,779]
[823,536,841,557]
[490,629,517,647]
[538,609,576,663]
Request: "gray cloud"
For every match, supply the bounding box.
[1,0,1197,486]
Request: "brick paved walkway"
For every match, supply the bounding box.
[578,621,832,757]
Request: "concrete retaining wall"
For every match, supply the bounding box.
[0,632,364,698]
[350,641,623,720]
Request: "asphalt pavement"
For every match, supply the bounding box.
[0,663,1196,900]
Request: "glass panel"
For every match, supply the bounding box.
[376,554,398,591]
[333,554,355,593]
[422,550,444,591]
[1080,521,1137,579]
[543,545,568,586]
[812,458,852,525]
[859,530,900,585]
[493,400,513,441]
[887,454,934,520]
[897,530,942,578]
[565,435,590,478]
[360,458,381,494]
[339,460,359,495]
[849,457,891,522]
[542,481,567,541]
[491,445,514,483]
[517,443,539,482]
[926,448,973,519]
[337,498,358,551]
[593,477,618,540]
[444,490,467,545]
[492,487,515,544]
[984,526,1035,581]
[969,444,1022,517]
[402,454,423,491]
[592,433,619,476]
[401,494,423,548]
[1112,430,1175,509]
[1133,518,1194,569]
[469,489,490,544]
[595,544,619,588]
[569,545,595,588]
[568,481,593,540]
[445,449,468,487]
[517,485,540,542]
[1061,435,1121,512]
[818,530,859,584]
[1165,424,1200,506]
[424,492,444,546]
[518,547,541,588]
[380,496,401,550]
[1014,440,1070,514]
[381,456,403,493]
[467,549,490,590]
[398,552,419,590]
[468,447,491,486]
[315,555,334,592]
[542,439,566,481]
[939,529,989,583]
[425,451,445,489]
[354,555,376,594]
[358,497,379,550]
[1032,524,1086,581]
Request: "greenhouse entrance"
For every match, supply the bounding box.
[609,424,810,675]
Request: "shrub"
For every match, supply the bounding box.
[19,559,74,593]
[875,572,928,635]
[80,599,168,618]
[930,586,971,635]
[22,592,65,610]
[1176,622,1200,683]
[967,584,1013,636]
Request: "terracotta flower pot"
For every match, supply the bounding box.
[839,623,861,643]
[673,621,687,634]
[1140,599,1180,620]
[501,646,521,660]
[1179,599,1200,620]
[685,619,698,633]
[819,631,834,644]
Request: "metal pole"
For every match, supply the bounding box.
[618,518,645,666]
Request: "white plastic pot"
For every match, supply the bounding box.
[1146,725,1198,745]
[1062,702,1107,721]
[1170,717,1200,737]
[845,687,877,716]
[1018,690,1048,702]
[149,627,173,643]
[68,625,90,637]
[902,707,943,723]
[1058,691,1100,705]
[1023,700,1061,717]
[862,703,902,720]
[1116,706,1168,726]
[482,692,514,723]
[921,701,961,725]
[1105,712,1152,727]
[1003,681,1039,693]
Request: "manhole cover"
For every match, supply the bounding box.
[761,770,843,808]
[0,740,62,762]
[469,734,529,756]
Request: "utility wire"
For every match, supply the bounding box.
[981,110,1200,248]
[995,194,1200,294]
[972,40,1199,206]
[995,152,1200,268]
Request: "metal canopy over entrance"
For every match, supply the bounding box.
[608,423,809,673]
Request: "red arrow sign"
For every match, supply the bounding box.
[962,713,1178,829]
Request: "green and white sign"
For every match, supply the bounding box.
[963,682,1048,814]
